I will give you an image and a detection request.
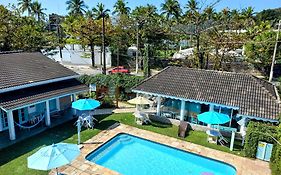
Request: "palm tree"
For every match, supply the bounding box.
[92,3,110,75]
[18,0,32,16]
[185,0,207,69]
[92,3,110,19]
[85,10,94,18]
[241,7,254,19]
[186,0,199,12]
[241,7,255,26]
[31,1,46,21]
[66,0,87,16]
[204,6,215,20]
[161,0,182,20]
[113,0,131,16]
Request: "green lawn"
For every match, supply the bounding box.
[103,113,244,156]
[0,113,243,175]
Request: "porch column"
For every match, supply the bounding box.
[156,96,161,116]
[230,131,235,151]
[208,104,215,127]
[240,120,247,146]
[180,100,186,121]
[209,104,214,111]
[45,101,51,126]
[136,93,139,111]
[72,94,77,116]
[7,110,16,140]
[56,98,60,111]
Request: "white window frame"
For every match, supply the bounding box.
[28,105,36,114]
[0,110,8,131]
[19,108,28,124]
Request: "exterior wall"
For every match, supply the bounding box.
[44,44,112,67]
[59,95,72,110]
[49,99,57,112]
[16,102,46,125]
[158,97,239,130]
[1,94,73,132]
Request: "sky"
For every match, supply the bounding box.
[0,0,281,16]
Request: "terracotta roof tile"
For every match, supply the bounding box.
[0,52,77,90]
[133,66,281,120]
[0,79,88,110]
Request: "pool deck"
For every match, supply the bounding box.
[50,123,271,175]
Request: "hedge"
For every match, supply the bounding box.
[244,121,277,158]
[79,74,144,91]
[270,124,281,175]
[79,74,144,103]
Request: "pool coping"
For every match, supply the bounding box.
[51,124,271,175]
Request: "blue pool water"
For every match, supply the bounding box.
[86,133,236,175]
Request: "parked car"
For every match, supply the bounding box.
[108,66,130,74]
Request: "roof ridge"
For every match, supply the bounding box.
[0,50,24,55]
[250,75,280,103]
[172,66,256,76]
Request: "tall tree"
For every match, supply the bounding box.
[183,0,219,69]
[161,0,182,20]
[113,0,131,16]
[93,3,110,74]
[241,7,255,26]
[0,5,54,51]
[92,3,110,19]
[0,5,17,51]
[31,1,46,21]
[132,5,168,76]
[62,16,101,67]
[185,0,204,68]
[17,0,32,16]
[66,0,87,16]
[244,21,280,75]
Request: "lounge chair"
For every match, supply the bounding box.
[217,131,229,146]
[134,112,151,125]
[178,121,188,138]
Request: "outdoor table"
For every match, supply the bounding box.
[206,130,220,144]
[161,111,173,118]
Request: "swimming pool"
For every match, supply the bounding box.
[86,133,236,175]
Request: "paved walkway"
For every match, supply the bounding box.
[50,124,271,175]
[92,107,135,116]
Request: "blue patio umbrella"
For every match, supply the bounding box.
[28,143,80,175]
[72,99,100,145]
[198,111,230,125]
[72,99,101,111]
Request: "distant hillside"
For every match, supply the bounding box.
[256,8,281,26]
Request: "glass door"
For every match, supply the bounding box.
[18,108,28,124]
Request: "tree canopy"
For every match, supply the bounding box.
[1,0,280,78]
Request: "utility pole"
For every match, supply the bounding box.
[56,15,62,59]
[144,44,151,78]
[269,20,281,82]
[136,23,139,74]
[102,14,106,75]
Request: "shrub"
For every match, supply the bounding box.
[244,121,277,158]
[270,124,281,175]
[79,74,144,103]
[101,95,115,108]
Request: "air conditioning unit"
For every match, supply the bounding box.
[256,141,273,161]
